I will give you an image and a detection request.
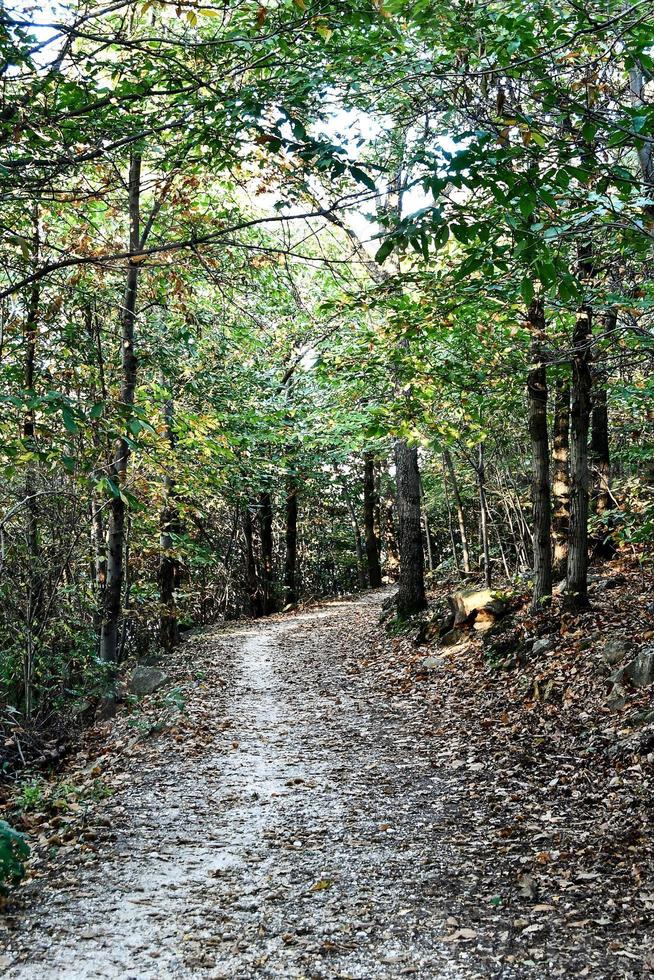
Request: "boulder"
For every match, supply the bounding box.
[532,637,554,656]
[600,637,633,667]
[129,666,168,696]
[628,648,654,688]
[450,588,508,626]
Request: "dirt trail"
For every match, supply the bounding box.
[2,593,473,979]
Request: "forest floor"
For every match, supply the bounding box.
[1,578,653,978]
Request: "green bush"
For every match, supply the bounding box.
[0,819,30,893]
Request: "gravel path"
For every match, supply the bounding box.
[1,592,474,979]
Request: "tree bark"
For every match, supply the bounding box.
[526,298,552,609]
[243,503,263,617]
[159,394,180,652]
[443,449,471,574]
[394,440,426,617]
[283,475,298,606]
[552,377,571,580]
[591,308,616,512]
[100,153,141,662]
[441,456,462,577]
[341,485,367,589]
[363,452,382,587]
[259,489,276,615]
[565,249,593,610]
[22,213,41,716]
[476,443,492,588]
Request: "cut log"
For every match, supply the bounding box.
[450,588,508,626]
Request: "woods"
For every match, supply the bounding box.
[1,0,653,719]
[0,0,653,953]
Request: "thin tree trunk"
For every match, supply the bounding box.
[443,449,471,574]
[23,248,40,716]
[243,503,263,617]
[552,377,571,580]
[590,310,616,542]
[565,245,594,610]
[441,457,462,577]
[384,499,400,573]
[476,443,492,588]
[394,440,426,617]
[527,298,552,609]
[159,394,179,652]
[283,475,298,606]
[420,477,435,572]
[259,490,276,615]
[342,486,367,588]
[363,452,382,587]
[100,153,141,662]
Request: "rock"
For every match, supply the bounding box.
[600,637,633,667]
[419,656,444,672]
[532,637,553,655]
[450,588,508,626]
[129,666,168,696]
[628,647,654,688]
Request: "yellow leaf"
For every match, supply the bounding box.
[199,7,221,15]
[310,878,333,892]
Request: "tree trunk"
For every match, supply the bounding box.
[394,440,426,617]
[565,252,593,611]
[441,456,462,576]
[284,475,298,606]
[590,310,616,543]
[384,499,400,574]
[159,394,179,652]
[527,298,552,609]
[342,486,367,588]
[552,377,571,580]
[243,503,263,617]
[443,449,471,574]
[100,153,141,662]
[259,490,276,615]
[22,221,40,716]
[476,443,492,588]
[363,452,382,587]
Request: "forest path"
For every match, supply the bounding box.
[3,591,474,980]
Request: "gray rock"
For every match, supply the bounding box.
[532,637,553,656]
[129,665,168,696]
[419,656,444,672]
[600,637,633,667]
[628,648,654,688]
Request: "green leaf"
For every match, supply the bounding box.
[349,165,376,192]
[62,407,78,434]
[375,238,395,263]
[520,277,534,305]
